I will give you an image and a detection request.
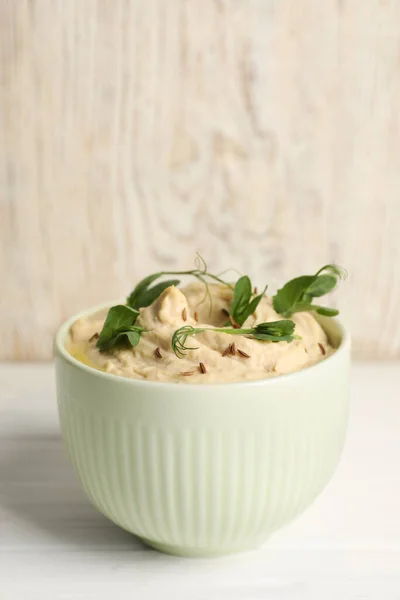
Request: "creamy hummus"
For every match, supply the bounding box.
[68,282,334,383]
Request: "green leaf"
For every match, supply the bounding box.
[315,306,339,317]
[230,276,252,320]
[230,277,268,326]
[272,276,315,317]
[100,329,142,352]
[97,305,139,344]
[124,330,142,347]
[241,288,267,322]
[306,274,337,297]
[262,319,295,333]
[136,279,181,308]
[96,305,143,352]
[273,264,346,318]
[254,319,295,336]
[126,273,163,307]
[278,302,339,318]
[127,275,181,310]
[284,302,315,313]
[253,319,299,343]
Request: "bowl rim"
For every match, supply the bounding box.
[55,301,350,390]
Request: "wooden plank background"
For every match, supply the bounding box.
[1,0,400,361]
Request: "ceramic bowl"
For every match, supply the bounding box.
[55,303,350,557]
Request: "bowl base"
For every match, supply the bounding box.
[140,536,262,558]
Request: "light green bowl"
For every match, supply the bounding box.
[55,303,350,557]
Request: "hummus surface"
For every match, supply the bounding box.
[68,282,334,383]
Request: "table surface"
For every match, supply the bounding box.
[1,363,399,600]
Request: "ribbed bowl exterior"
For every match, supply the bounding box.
[55,311,350,556]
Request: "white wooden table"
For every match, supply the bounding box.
[1,363,399,600]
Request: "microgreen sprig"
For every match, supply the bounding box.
[127,253,232,311]
[272,264,347,318]
[96,305,146,352]
[229,276,268,326]
[172,320,299,358]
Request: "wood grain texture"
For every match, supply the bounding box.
[1,0,400,360]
